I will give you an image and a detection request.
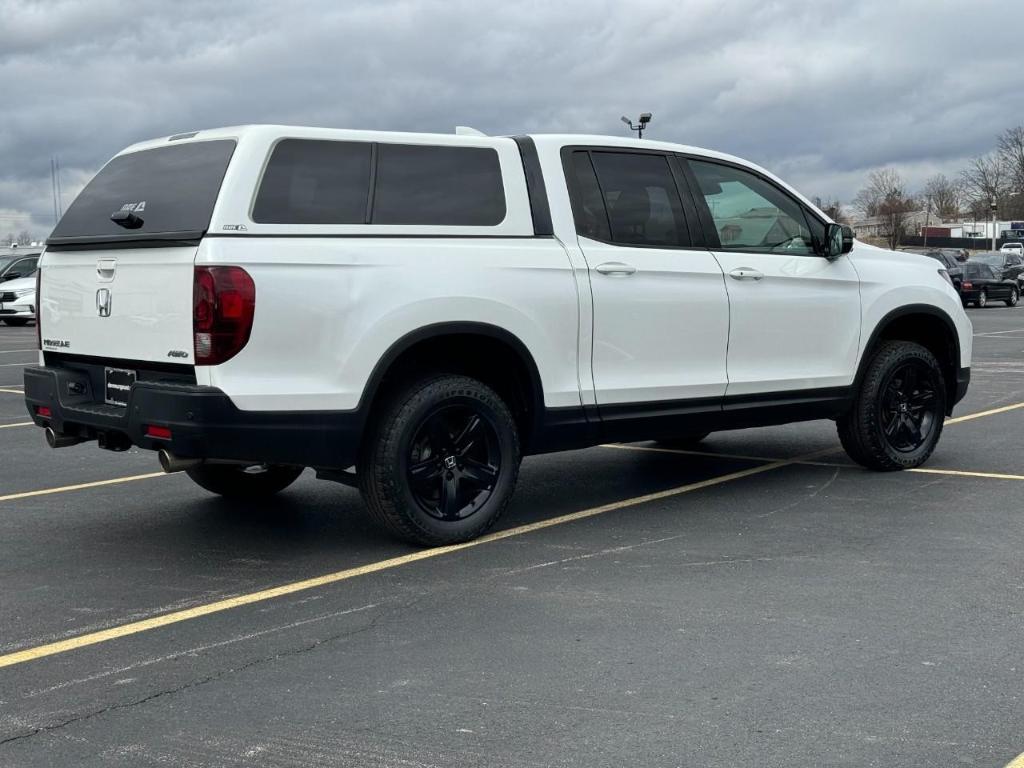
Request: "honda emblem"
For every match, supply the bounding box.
[96,288,112,317]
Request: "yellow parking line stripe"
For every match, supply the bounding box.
[0,473,166,504]
[1004,751,1024,768]
[947,401,1024,424]
[0,421,32,429]
[908,467,1024,481]
[605,445,1024,483]
[0,448,834,670]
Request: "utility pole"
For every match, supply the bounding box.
[922,197,931,249]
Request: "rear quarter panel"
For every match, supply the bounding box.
[195,237,582,412]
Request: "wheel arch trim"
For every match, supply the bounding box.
[356,320,546,425]
[855,303,962,413]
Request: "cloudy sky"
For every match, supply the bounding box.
[1,0,1021,239]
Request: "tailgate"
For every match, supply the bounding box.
[41,247,197,364]
[39,136,237,366]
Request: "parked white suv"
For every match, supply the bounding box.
[25,126,972,545]
[0,272,37,326]
[1000,242,1023,256]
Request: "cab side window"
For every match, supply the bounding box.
[564,150,691,247]
[688,159,820,256]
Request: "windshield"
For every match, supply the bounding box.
[963,264,991,278]
[972,253,1002,265]
[49,139,236,244]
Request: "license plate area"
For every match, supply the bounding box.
[104,367,136,407]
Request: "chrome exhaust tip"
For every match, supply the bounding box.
[45,426,84,449]
[158,449,202,474]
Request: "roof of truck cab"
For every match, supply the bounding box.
[121,125,739,160]
[115,125,830,222]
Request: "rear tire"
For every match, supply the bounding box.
[977,290,988,308]
[837,340,946,471]
[186,464,304,499]
[359,374,520,546]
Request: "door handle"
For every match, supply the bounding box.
[595,262,637,276]
[729,267,764,281]
[96,258,117,281]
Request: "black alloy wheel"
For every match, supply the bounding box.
[406,405,501,521]
[878,361,940,453]
[359,374,521,546]
[837,340,947,471]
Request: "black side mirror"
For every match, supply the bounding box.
[823,223,844,260]
[841,225,854,254]
[2,272,19,281]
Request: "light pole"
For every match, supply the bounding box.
[621,113,652,139]
[991,198,998,252]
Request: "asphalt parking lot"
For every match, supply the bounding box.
[0,311,1022,768]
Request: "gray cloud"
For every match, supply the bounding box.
[1,0,1020,237]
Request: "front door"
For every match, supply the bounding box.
[683,157,862,397]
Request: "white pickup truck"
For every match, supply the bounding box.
[25,126,972,545]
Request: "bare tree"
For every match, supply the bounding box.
[812,196,846,223]
[854,168,917,249]
[994,126,1024,219]
[960,153,1008,210]
[998,126,1024,193]
[16,230,32,246]
[921,174,961,220]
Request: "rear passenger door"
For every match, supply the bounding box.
[563,148,730,411]
[681,157,862,397]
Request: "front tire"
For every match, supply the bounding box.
[1006,288,1019,307]
[186,464,304,499]
[359,374,520,546]
[837,341,946,471]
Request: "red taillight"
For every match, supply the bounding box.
[36,406,51,418]
[35,266,42,350]
[193,266,256,365]
[145,425,172,439]
[961,281,973,290]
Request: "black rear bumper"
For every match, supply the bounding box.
[23,365,362,469]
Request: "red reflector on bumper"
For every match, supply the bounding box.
[145,425,172,440]
[36,406,51,418]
